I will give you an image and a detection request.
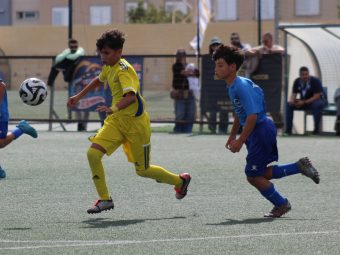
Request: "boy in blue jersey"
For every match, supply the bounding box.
[67,29,191,214]
[0,79,38,178]
[213,45,320,218]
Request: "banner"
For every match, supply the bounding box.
[69,56,144,112]
[250,54,283,113]
[200,54,230,113]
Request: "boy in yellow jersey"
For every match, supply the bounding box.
[67,29,191,214]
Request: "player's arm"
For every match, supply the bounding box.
[228,114,257,153]
[289,92,297,105]
[226,114,240,150]
[67,77,102,108]
[96,91,136,114]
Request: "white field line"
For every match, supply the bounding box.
[0,230,340,250]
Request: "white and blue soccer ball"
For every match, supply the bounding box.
[19,78,48,106]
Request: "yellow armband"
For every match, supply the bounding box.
[111,105,119,113]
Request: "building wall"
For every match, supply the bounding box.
[0,0,11,25]
[9,0,339,25]
[0,21,275,89]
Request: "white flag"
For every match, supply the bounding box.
[190,0,212,52]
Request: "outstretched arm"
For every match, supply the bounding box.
[67,76,102,108]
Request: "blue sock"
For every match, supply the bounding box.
[12,127,23,139]
[260,184,286,207]
[272,163,299,179]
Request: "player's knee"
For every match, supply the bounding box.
[0,140,6,148]
[247,176,257,186]
[87,147,103,163]
[135,164,147,176]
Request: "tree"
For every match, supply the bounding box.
[127,1,190,24]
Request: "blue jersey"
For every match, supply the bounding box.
[228,76,267,126]
[0,84,9,122]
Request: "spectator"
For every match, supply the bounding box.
[203,37,229,134]
[247,32,284,56]
[229,32,254,78]
[47,39,88,131]
[285,66,325,135]
[334,87,340,136]
[185,63,200,102]
[47,38,85,86]
[170,49,196,133]
[246,32,284,127]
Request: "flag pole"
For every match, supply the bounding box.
[197,0,204,133]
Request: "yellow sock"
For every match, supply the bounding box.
[87,147,110,200]
[137,165,182,187]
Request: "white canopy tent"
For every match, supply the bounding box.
[280,24,340,133]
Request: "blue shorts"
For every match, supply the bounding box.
[0,122,8,139]
[244,118,278,177]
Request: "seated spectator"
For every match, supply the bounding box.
[285,66,325,135]
[334,87,340,136]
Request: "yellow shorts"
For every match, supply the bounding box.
[89,112,151,170]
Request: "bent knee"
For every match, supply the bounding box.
[247,176,257,185]
[0,140,6,149]
[87,147,103,162]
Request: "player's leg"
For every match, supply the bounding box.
[124,113,191,199]
[263,159,319,184]
[0,165,6,179]
[246,170,290,218]
[245,118,290,217]
[128,142,190,199]
[0,122,15,148]
[86,120,123,214]
[285,102,296,134]
[15,120,38,138]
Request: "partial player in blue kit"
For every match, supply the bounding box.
[0,78,38,179]
[212,45,320,218]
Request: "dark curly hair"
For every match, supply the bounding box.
[96,29,125,50]
[212,45,244,71]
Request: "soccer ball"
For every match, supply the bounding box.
[19,78,48,106]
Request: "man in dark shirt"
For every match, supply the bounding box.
[285,66,325,135]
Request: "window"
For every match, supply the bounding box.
[90,5,112,25]
[165,1,188,15]
[256,0,275,20]
[52,7,68,26]
[16,11,39,20]
[214,0,237,21]
[295,0,320,16]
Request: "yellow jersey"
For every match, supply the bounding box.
[99,58,145,117]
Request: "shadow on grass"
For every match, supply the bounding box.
[206,217,317,226]
[3,227,32,231]
[81,216,186,228]
[207,218,275,226]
